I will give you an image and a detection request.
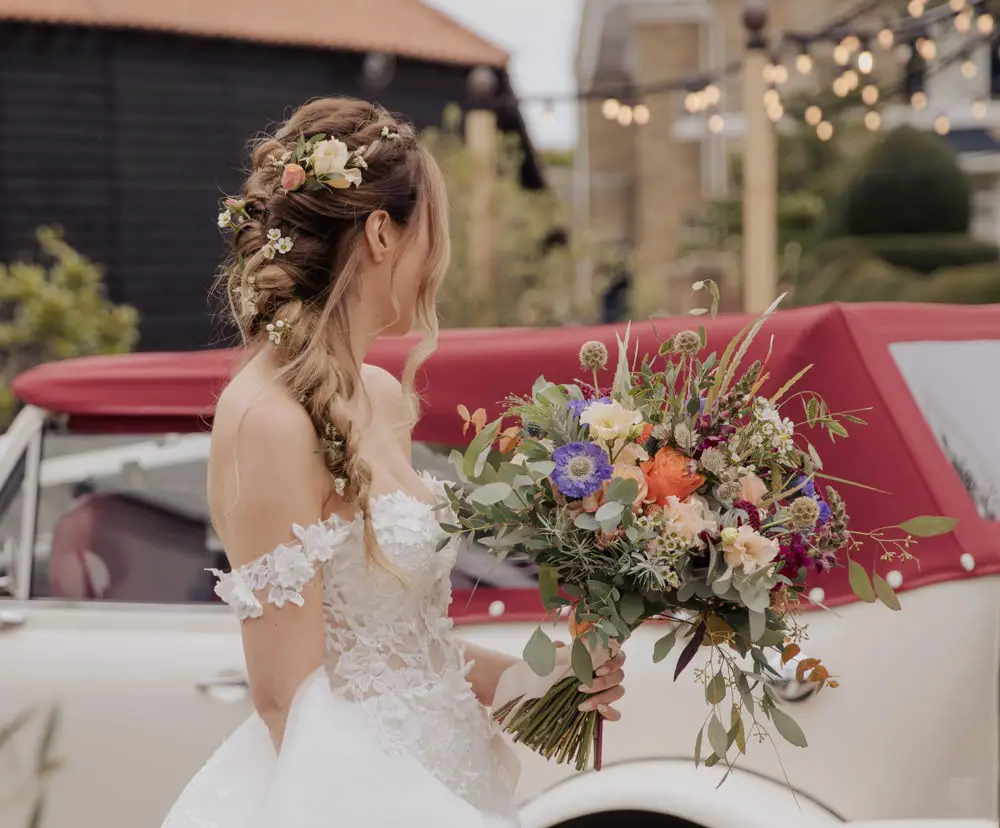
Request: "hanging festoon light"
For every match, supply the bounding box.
[911,90,928,110]
[796,43,813,74]
[955,9,973,32]
[843,68,860,91]
[977,12,995,34]
[962,55,977,78]
[703,83,722,107]
[772,62,789,85]
[907,0,925,17]
[834,41,851,65]
[973,98,987,119]
[950,0,966,11]
[895,41,913,62]
[817,120,834,141]
[934,113,951,135]
[804,105,823,127]
[762,62,777,84]
[842,34,861,54]
[877,25,895,50]
[862,83,880,106]
[833,74,849,97]
[684,90,703,113]
[764,88,783,122]
[601,97,621,120]
[864,109,882,131]
[916,36,937,61]
[858,42,875,74]
[617,104,634,127]
[633,103,650,125]
[708,113,725,134]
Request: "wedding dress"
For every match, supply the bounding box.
[162,476,521,827]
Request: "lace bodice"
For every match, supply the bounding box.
[211,476,518,819]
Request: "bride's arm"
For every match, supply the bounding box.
[210,397,333,752]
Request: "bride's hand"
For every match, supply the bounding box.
[576,643,626,721]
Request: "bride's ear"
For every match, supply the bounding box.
[363,209,395,263]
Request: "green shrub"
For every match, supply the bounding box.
[903,263,1000,304]
[819,234,998,274]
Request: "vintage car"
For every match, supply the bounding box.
[0,303,997,828]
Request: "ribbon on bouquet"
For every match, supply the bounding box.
[492,639,613,772]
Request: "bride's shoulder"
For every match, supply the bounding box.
[361,363,402,399]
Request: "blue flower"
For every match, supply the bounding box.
[551,442,613,499]
[793,474,831,525]
[566,397,611,421]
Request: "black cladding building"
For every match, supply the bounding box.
[0,1,542,351]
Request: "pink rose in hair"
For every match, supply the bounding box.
[281,163,307,192]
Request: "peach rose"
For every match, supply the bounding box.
[721,524,780,575]
[737,472,768,506]
[612,463,648,512]
[616,441,649,467]
[281,163,307,192]
[641,447,705,506]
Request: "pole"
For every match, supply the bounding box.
[465,67,499,303]
[741,5,778,314]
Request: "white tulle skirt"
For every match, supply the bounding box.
[162,669,519,828]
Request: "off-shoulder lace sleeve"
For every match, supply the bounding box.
[210,519,352,621]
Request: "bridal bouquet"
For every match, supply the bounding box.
[441,283,955,778]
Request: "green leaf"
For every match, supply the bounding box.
[538,564,561,608]
[527,460,556,477]
[896,515,958,538]
[848,558,876,603]
[468,481,513,506]
[605,476,638,506]
[749,609,766,642]
[704,752,721,768]
[523,626,557,676]
[462,418,501,480]
[687,396,702,415]
[707,713,728,759]
[619,592,645,625]
[694,727,703,767]
[574,512,599,531]
[873,572,902,611]
[769,705,808,748]
[735,671,755,714]
[805,396,820,427]
[652,630,677,663]
[595,501,625,526]
[571,637,594,684]
[587,580,612,601]
[705,672,727,705]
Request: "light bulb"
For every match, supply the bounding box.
[973,98,987,119]
[843,69,859,90]
[805,105,823,126]
[862,84,880,105]
[764,89,781,108]
[877,28,895,50]
[817,121,834,141]
[955,10,973,32]
[950,0,966,10]
[767,104,784,122]
[602,98,621,120]
[684,92,701,113]
[865,110,882,131]
[796,53,813,74]
[834,44,850,65]
[772,64,789,85]
[978,13,995,34]
[708,114,725,134]
[858,51,874,74]
[763,63,776,84]
[617,104,633,127]
[833,77,849,98]
[917,38,937,61]
[908,0,924,17]
[704,84,721,106]
[934,114,951,135]
[633,104,650,125]
[911,90,928,110]
[843,35,861,53]
[963,59,977,78]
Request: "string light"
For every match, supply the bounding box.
[796,52,814,74]
[911,90,928,110]
[916,37,937,61]
[877,27,895,49]
[843,69,860,90]
[704,84,721,106]
[602,98,621,120]
[973,98,987,119]
[708,114,725,134]
[833,76,850,97]
[805,105,823,126]
[817,121,834,141]
[858,50,874,74]
[834,43,851,65]
[977,13,995,34]
[962,58,977,78]
[934,114,951,135]
[764,88,781,108]
[907,0,924,17]
[862,84,880,106]
[864,110,882,131]
[950,0,966,9]
[684,92,703,113]
[617,104,633,127]
[633,103,650,125]
[767,102,785,122]
[763,63,777,83]
[955,9,973,32]
[772,64,789,85]
[841,35,861,53]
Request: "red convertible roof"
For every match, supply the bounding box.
[13,302,1000,609]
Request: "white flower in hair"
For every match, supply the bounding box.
[266,228,282,242]
[217,209,232,228]
[261,244,276,261]
[275,236,293,254]
[381,126,400,140]
[311,138,363,189]
[266,319,289,346]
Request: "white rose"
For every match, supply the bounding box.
[311,138,362,189]
[721,524,780,575]
[579,399,642,442]
[662,494,718,547]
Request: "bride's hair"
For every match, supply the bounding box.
[217,97,450,572]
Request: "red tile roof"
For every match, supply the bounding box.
[0,0,508,67]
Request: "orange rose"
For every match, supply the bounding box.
[641,447,706,505]
[568,613,592,639]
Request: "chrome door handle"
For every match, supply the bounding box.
[0,609,26,632]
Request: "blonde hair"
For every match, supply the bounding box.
[217,98,450,571]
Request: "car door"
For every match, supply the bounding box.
[0,410,250,828]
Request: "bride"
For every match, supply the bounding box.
[162,97,626,827]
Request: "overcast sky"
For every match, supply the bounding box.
[422,0,582,150]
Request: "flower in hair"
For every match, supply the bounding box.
[310,137,363,189]
[217,198,249,230]
[381,126,400,140]
[260,227,294,260]
[281,162,307,192]
[275,236,293,254]
[266,319,290,346]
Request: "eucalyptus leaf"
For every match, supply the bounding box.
[705,672,726,705]
[527,460,556,477]
[468,481,513,506]
[736,671,755,714]
[619,592,645,625]
[463,419,502,479]
[571,638,594,684]
[848,558,876,603]
[538,564,561,608]
[587,580,613,601]
[523,627,557,677]
[769,705,808,748]
[605,476,638,506]
[896,515,958,537]
[652,630,677,663]
[595,501,625,524]
[707,713,728,759]
[873,573,902,611]
[693,728,703,768]
[749,609,766,642]
[574,512,599,531]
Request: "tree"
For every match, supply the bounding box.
[0,228,139,427]
[420,107,608,328]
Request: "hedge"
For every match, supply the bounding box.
[819,234,999,274]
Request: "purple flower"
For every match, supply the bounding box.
[778,534,811,577]
[793,474,831,525]
[551,442,613,499]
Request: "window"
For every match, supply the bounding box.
[27,433,537,605]
[890,340,1000,519]
[0,450,28,598]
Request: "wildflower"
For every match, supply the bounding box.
[721,524,780,575]
[672,329,702,356]
[579,340,609,371]
[790,495,821,529]
[551,442,613,499]
[579,399,641,441]
[267,228,282,242]
[217,209,232,228]
[792,474,832,524]
[275,237,294,254]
